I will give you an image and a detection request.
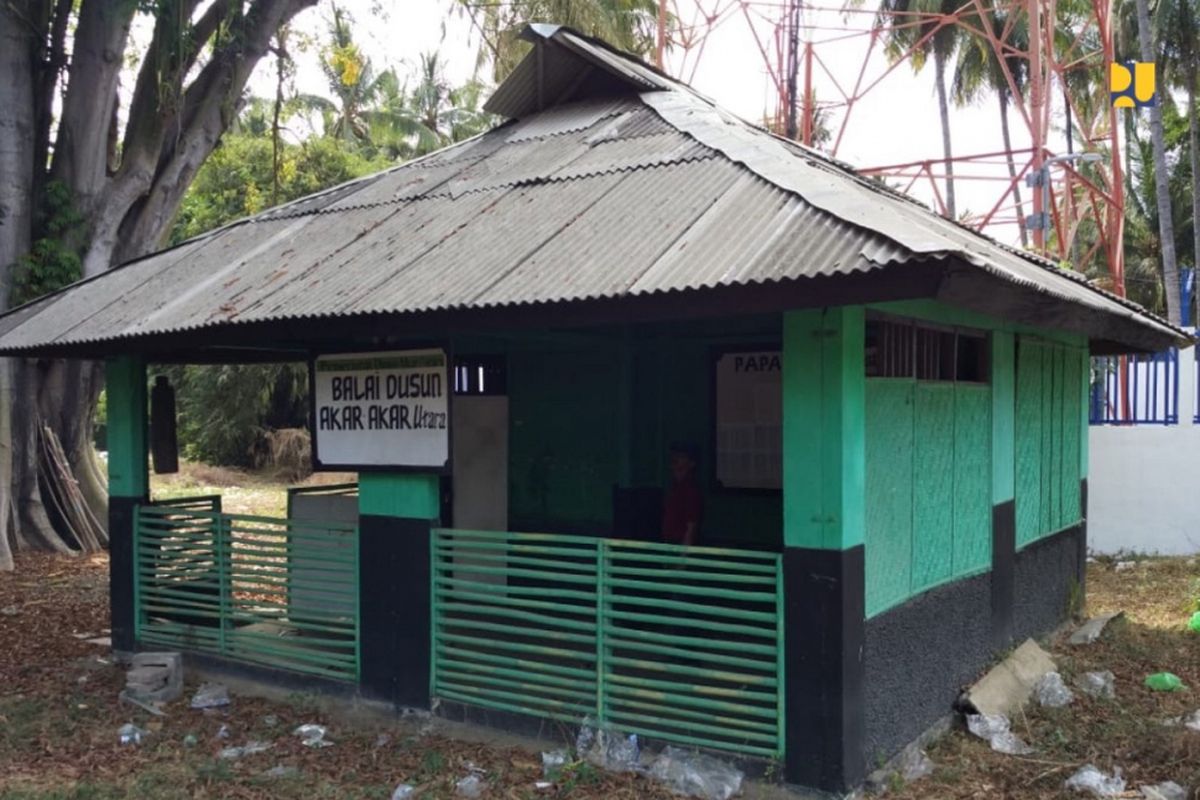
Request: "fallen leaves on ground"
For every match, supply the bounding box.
[0,552,679,800]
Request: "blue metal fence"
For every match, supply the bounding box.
[1089,350,1179,425]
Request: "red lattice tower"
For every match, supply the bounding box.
[657,0,1127,296]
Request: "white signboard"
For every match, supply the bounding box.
[715,350,782,490]
[312,349,449,469]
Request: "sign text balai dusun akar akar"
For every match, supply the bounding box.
[312,349,448,469]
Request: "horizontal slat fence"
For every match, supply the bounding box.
[431,529,784,759]
[134,504,360,681]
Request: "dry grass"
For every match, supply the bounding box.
[150,460,355,519]
[892,555,1200,799]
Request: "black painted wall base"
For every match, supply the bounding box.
[1012,523,1085,643]
[863,571,992,761]
[991,500,1015,650]
[109,496,140,653]
[359,514,431,708]
[782,544,865,792]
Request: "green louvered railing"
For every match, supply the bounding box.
[430,529,784,759]
[134,504,360,682]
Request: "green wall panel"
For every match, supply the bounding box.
[508,346,621,534]
[1015,336,1085,548]
[912,384,955,591]
[1015,341,1044,548]
[953,386,992,575]
[1063,352,1082,519]
[865,380,914,616]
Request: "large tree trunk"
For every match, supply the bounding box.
[934,50,957,220]
[0,1,40,570]
[998,91,1028,248]
[1135,0,1182,324]
[0,0,319,571]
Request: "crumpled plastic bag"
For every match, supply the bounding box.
[541,749,568,780]
[190,682,230,709]
[1036,672,1075,708]
[391,783,416,799]
[118,723,147,746]
[896,746,935,782]
[575,717,639,772]
[1141,780,1187,800]
[647,746,744,800]
[219,740,272,759]
[456,773,485,798]
[965,714,1035,755]
[294,723,332,748]
[1145,673,1187,692]
[1075,671,1116,699]
[1064,764,1125,797]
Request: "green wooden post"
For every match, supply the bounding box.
[358,471,440,707]
[105,356,148,653]
[780,306,866,791]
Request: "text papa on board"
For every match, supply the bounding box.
[733,353,781,372]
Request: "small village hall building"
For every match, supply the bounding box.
[0,25,1186,793]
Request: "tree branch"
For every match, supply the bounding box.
[91,0,318,273]
[51,0,136,206]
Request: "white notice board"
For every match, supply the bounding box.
[715,350,782,489]
[312,349,449,470]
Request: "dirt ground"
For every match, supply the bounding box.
[2,503,1199,798]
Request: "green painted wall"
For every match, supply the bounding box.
[1015,336,1086,548]
[782,307,865,551]
[864,379,992,616]
[106,356,148,499]
[991,332,1016,504]
[506,317,781,546]
[359,472,440,518]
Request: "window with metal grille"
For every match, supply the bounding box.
[453,355,507,395]
[866,316,989,383]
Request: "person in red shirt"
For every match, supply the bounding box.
[661,443,703,546]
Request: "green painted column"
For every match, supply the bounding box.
[780,306,866,791]
[782,307,865,550]
[106,356,148,499]
[105,355,148,653]
[357,471,440,707]
[991,332,1015,506]
[358,472,439,518]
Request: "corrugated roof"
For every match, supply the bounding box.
[0,25,1186,357]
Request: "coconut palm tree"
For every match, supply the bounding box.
[1129,0,1182,323]
[952,9,1029,244]
[456,0,660,81]
[876,0,964,218]
[1159,0,1200,314]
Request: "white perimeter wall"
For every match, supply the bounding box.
[1088,344,1200,555]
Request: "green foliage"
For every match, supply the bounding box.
[170,133,389,244]
[12,182,83,305]
[160,363,307,467]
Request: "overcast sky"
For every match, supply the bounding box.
[242,0,1089,245]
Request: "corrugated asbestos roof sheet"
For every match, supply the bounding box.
[0,25,1185,356]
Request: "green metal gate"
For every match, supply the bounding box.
[430,529,784,758]
[134,504,361,681]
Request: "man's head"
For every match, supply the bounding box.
[668,442,697,483]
